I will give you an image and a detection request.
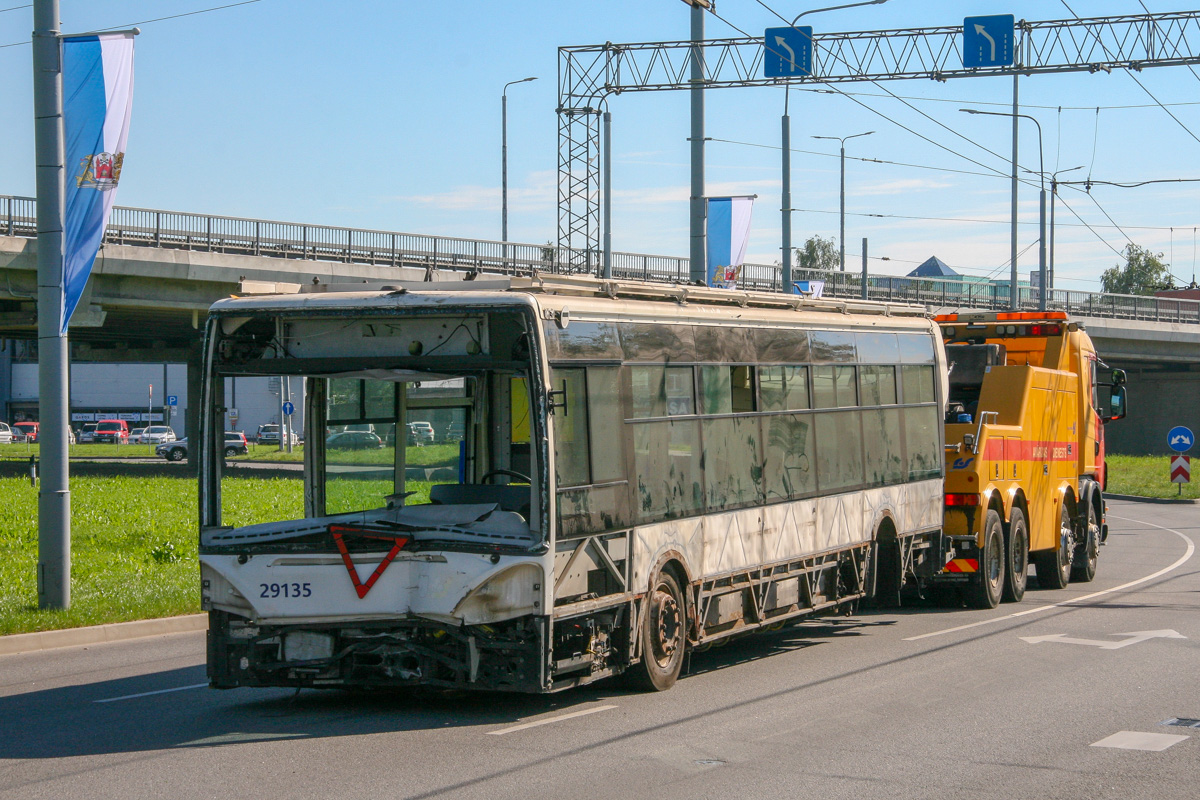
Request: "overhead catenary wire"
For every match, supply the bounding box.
[0,0,262,48]
[1061,0,1200,148]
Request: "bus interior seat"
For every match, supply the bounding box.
[429,483,530,518]
[946,343,1006,421]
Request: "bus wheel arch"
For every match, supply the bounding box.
[870,515,902,607]
[629,555,690,691]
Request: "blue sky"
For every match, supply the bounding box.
[2,1,1200,291]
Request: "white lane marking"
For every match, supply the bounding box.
[1091,731,1189,751]
[94,682,208,703]
[487,704,617,735]
[904,514,1195,642]
[1020,629,1186,649]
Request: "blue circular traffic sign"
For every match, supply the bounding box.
[282,401,295,416]
[1168,426,1194,453]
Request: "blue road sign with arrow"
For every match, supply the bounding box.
[963,14,1015,69]
[1168,425,1194,453]
[283,401,295,416]
[764,26,813,78]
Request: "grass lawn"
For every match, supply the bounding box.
[1107,454,1199,500]
[231,442,460,468]
[0,473,303,636]
[0,468,444,636]
[0,442,165,460]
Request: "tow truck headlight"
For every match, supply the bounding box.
[453,563,543,625]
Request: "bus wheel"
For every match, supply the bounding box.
[630,571,686,691]
[1035,503,1074,590]
[1071,502,1099,583]
[970,510,1005,609]
[1003,507,1029,603]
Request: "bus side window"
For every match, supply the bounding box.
[551,368,589,487]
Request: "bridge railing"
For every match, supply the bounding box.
[4,194,1199,324]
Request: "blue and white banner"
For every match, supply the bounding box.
[62,32,135,333]
[706,195,754,289]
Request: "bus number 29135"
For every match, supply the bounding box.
[260,582,312,599]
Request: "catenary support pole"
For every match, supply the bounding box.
[1049,178,1057,292]
[1009,72,1019,310]
[1038,187,1047,311]
[689,4,706,284]
[839,142,846,271]
[33,0,70,609]
[603,110,612,279]
[781,107,791,293]
[861,237,868,300]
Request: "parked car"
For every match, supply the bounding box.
[143,425,176,444]
[78,422,98,443]
[409,420,435,444]
[13,421,39,443]
[128,427,147,444]
[157,431,248,461]
[0,422,11,444]
[256,423,297,446]
[326,430,383,450]
[224,431,249,456]
[94,419,129,443]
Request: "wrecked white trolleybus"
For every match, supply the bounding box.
[199,276,947,692]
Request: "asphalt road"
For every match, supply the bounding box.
[2,499,1196,800]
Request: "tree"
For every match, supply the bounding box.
[1100,244,1174,295]
[794,235,839,272]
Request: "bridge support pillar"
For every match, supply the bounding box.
[186,341,203,473]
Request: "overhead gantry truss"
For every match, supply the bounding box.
[556,11,1200,269]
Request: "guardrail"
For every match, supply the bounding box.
[4,193,1198,324]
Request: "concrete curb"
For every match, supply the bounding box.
[1106,493,1199,505]
[0,614,208,657]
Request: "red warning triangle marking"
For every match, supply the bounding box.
[330,527,408,598]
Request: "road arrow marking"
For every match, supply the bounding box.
[974,24,997,61]
[775,36,796,72]
[1020,629,1186,650]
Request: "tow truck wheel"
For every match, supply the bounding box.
[1002,507,1029,603]
[628,570,686,692]
[970,510,1005,609]
[1035,503,1073,590]
[1071,502,1099,583]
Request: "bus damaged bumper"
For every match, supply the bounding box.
[200,553,548,692]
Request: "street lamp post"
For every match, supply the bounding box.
[812,131,873,272]
[780,0,889,293]
[962,108,1047,310]
[502,76,537,248]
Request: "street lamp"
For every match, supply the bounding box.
[962,108,1046,310]
[502,76,537,244]
[812,131,873,272]
[780,1,888,291]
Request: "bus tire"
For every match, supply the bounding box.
[1002,506,1029,603]
[1035,503,1073,590]
[1071,502,1099,583]
[629,570,686,692]
[970,510,1005,609]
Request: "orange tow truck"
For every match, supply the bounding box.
[933,311,1128,608]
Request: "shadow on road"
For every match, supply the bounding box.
[0,616,898,760]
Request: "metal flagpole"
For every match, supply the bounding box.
[33,0,70,609]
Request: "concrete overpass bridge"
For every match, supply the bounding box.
[2,194,1197,454]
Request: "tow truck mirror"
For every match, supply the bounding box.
[1103,385,1127,422]
[1111,368,1127,386]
